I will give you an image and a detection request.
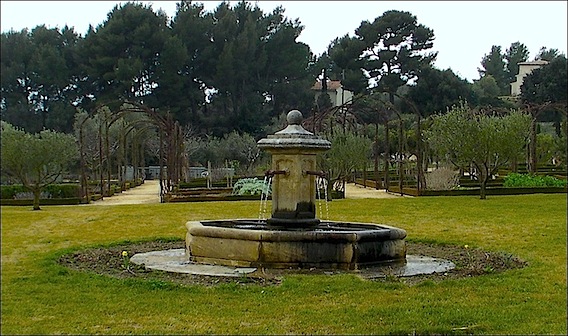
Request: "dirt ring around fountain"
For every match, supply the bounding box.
[57,239,528,286]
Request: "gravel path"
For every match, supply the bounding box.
[344,183,407,199]
[84,180,403,206]
[84,180,161,206]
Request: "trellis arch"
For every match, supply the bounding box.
[77,100,185,203]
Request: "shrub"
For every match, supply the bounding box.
[14,191,51,200]
[425,167,460,190]
[1,184,81,199]
[503,173,567,188]
[232,178,271,196]
[179,179,229,189]
[1,185,27,199]
[44,184,81,198]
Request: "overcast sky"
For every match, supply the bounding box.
[1,1,566,82]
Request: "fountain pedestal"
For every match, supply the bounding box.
[258,110,330,228]
[186,110,407,270]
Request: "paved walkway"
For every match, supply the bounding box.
[84,180,403,206]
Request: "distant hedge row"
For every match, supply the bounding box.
[1,184,81,199]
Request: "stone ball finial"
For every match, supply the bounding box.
[287,110,303,125]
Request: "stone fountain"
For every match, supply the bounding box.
[185,110,407,270]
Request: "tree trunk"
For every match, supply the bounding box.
[554,119,561,137]
[480,178,487,200]
[477,163,488,200]
[398,116,404,196]
[79,120,90,204]
[416,113,426,193]
[528,116,537,174]
[384,119,390,191]
[32,188,41,211]
[118,130,126,190]
[159,129,165,202]
[132,136,138,182]
[385,96,395,192]
[363,164,367,188]
[105,119,112,197]
[326,170,333,201]
[175,123,182,186]
[139,140,145,182]
[373,122,381,189]
[99,121,104,199]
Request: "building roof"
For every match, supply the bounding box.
[517,60,549,66]
[311,79,343,91]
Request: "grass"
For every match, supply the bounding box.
[1,194,566,334]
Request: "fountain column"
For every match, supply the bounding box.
[257,110,331,228]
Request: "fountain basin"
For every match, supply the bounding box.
[186,219,407,270]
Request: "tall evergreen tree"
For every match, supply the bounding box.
[191,1,311,136]
[325,35,368,95]
[0,29,37,132]
[339,10,436,190]
[478,45,508,95]
[167,1,214,129]
[353,10,437,100]
[79,2,169,105]
[407,66,473,117]
[535,47,565,61]
[505,42,529,86]
[1,26,81,133]
[521,56,568,105]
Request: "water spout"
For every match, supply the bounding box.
[265,169,288,177]
[316,176,330,220]
[322,177,330,220]
[304,170,326,178]
[258,176,272,223]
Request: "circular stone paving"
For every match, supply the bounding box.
[130,249,455,279]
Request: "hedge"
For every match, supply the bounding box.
[0,185,26,199]
[388,186,567,197]
[1,184,81,199]
[0,198,82,206]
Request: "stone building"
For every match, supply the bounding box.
[311,79,353,107]
[510,60,549,96]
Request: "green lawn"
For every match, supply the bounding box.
[1,194,566,334]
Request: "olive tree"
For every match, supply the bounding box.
[191,131,262,176]
[425,103,531,199]
[319,130,372,197]
[1,121,78,209]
